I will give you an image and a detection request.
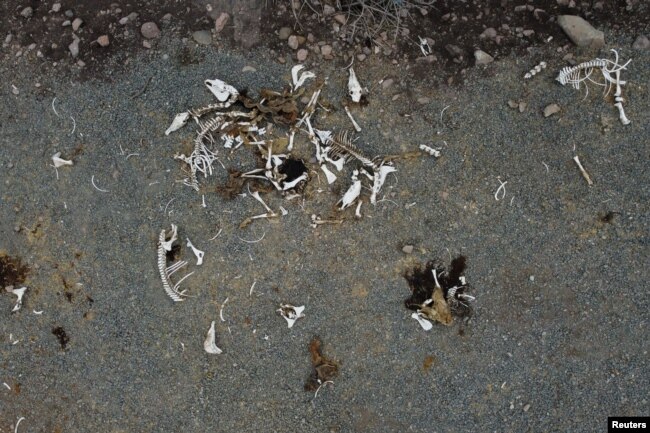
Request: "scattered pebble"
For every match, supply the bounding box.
[402,245,414,254]
[474,49,494,65]
[558,15,604,49]
[97,35,110,47]
[192,30,212,45]
[321,45,332,56]
[141,22,161,39]
[68,38,80,58]
[20,7,33,18]
[288,35,299,50]
[445,44,463,58]
[214,12,229,33]
[417,97,430,104]
[382,78,394,90]
[52,3,61,12]
[278,27,291,40]
[142,40,151,49]
[357,53,366,61]
[523,404,531,412]
[119,16,129,25]
[242,65,256,72]
[632,35,649,50]
[72,18,83,31]
[333,14,346,25]
[480,28,497,39]
[296,48,308,61]
[64,9,73,18]
[62,20,71,27]
[11,85,19,95]
[543,103,561,117]
[507,100,518,109]
[323,4,335,15]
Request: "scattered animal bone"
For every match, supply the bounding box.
[310,214,343,227]
[6,286,27,312]
[347,67,363,103]
[370,164,396,205]
[165,112,190,135]
[339,170,362,210]
[320,165,337,184]
[411,312,433,330]
[355,201,363,218]
[204,79,239,104]
[204,321,223,354]
[277,304,305,328]
[419,145,441,157]
[157,225,194,302]
[614,102,630,125]
[418,36,433,56]
[52,152,73,168]
[524,61,547,79]
[344,105,362,132]
[186,238,205,266]
[573,155,593,186]
[614,70,630,125]
[291,64,315,90]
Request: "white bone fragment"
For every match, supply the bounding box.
[282,173,308,190]
[614,102,630,125]
[524,61,547,79]
[161,224,178,251]
[280,206,288,216]
[186,238,204,266]
[288,130,296,151]
[573,156,593,186]
[412,312,433,330]
[339,170,361,209]
[344,105,362,132]
[204,79,238,103]
[52,152,73,168]
[165,112,190,135]
[291,64,316,90]
[418,36,432,56]
[419,145,441,157]
[355,200,362,218]
[371,164,397,205]
[204,321,223,354]
[8,287,27,312]
[277,304,305,328]
[348,67,363,103]
[221,134,234,149]
[220,297,228,322]
[320,165,337,184]
[249,189,273,213]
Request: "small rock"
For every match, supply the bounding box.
[278,27,291,40]
[402,245,414,254]
[523,29,534,37]
[162,13,172,22]
[119,16,129,25]
[632,35,649,50]
[320,44,332,56]
[20,7,33,18]
[62,20,71,27]
[11,85,19,95]
[277,56,286,64]
[514,5,528,12]
[417,97,430,104]
[97,35,110,47]
[445,44,463,57]
[481,27,497,39]
[333,14,346,25]
[68,38,79,58]
[288,35,299,50]
[52,3,61,12]
[474,49,494,65]
[142,40,151,49]
[323,4,335,15]
[141,22,161,39]
[543,103,561,117]
[507,100,519,109]
[193,30,212,45]
[557,15,604,49]
[523,404,531,412]
[518,102,527,113]
[77,59,85,67]
[64,9,73,18]
[214,12,229,33]
[72,18,83,31]
[242,65,256,72]
[296,48,308,61]
[382,78,394,90]
[356,53,366,61]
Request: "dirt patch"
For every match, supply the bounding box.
[0,253,29,288]
[305,336,339,391]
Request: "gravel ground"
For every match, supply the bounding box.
[1,20,649,433]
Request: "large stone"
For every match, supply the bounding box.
[474,49,494,65]
[558,15,604,49]
[140,22,160,39]
[192,30,212,45]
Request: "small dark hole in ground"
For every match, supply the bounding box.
[52,326,70,350]
[166,244,182,262]
[278,158,307,183]
[600,211,619,224]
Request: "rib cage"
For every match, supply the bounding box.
[325,130,377,169]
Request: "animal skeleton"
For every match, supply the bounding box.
[556,50,632,125]
[157,224,194,302]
